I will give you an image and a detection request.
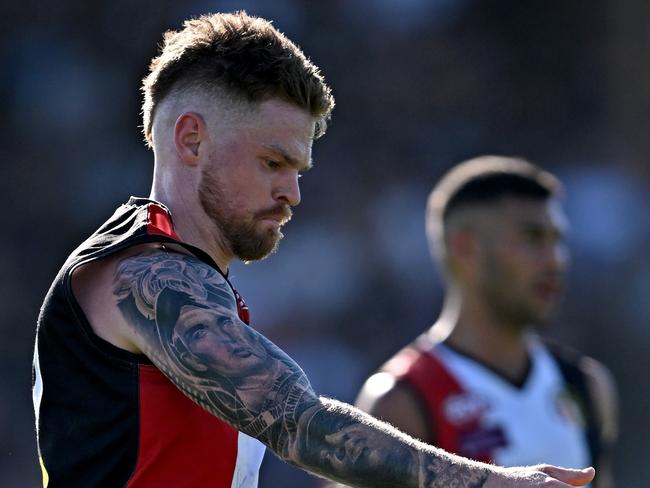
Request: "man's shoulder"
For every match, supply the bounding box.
[112,246,235,304]
[542,338,618,444]
[73,245,232,354]
[541,339,614,385]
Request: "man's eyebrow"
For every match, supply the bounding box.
[518,220,566,237]
[264,144,313,172]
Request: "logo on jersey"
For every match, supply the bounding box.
[443,393,489,425]
[459,425,508,459]
[442,394,507,459]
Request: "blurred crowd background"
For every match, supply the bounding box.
[1,0,648,486]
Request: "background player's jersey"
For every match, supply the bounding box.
[33,197,265,487]
[381,336,598,472]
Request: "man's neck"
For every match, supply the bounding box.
[438,290,531,384]
[149,187,233,273]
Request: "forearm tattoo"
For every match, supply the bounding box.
[289,400,489,487]
[113,251,489,487]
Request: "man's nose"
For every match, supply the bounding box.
[274,171,301,207]
[546,242,569,273]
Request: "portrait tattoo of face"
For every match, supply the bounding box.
[113,251,315,444]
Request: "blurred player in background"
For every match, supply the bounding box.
[33,12,597,488]
[356,156,617,488]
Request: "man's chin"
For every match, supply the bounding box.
[527,309,555,330]
[234,233,283,262]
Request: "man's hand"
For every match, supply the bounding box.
[484,465,595,487]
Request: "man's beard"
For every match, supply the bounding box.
[480,274,559,332]
[198,169,291,262]
[480,262,553,331]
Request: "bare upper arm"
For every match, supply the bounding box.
[580,357,618,445]
[70,245,160,353]
[355,372,432,442]
[71,242,215,354]
[573,357,617,488]
[108,248,319,450]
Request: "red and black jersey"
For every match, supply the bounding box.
[32,197,265,487]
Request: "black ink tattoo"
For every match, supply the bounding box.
[113,251,315,447]
[113,251,489,487]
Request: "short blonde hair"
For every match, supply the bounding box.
[141,11,335,147]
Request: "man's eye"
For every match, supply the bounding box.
[267,160,281,169]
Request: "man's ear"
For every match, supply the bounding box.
[446,228,479,277]
[449,229,477,259]
[174,112,206,166]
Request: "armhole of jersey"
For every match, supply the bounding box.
[400,349,453,449]
[61,236,181,365]
[155,241,249,324]
[61,232,243,365]
[385,345,494,463]
[382,345,454,447]
[393,377,437,443]
[547,344,602,469]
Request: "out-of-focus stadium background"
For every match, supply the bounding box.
[1,1,648,486]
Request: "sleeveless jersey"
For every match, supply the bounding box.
[32,197,266,487]
[381,337,598,472]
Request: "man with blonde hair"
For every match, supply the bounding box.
[33,14,596,487]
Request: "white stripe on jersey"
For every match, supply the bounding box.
[230,432,266,488]
[33,340,44,426]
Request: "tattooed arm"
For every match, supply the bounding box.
[112,250,593,488]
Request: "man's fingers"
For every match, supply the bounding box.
[537,465,595,486]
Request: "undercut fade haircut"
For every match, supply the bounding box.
[141,11,335,147]
[426,155,562,262]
